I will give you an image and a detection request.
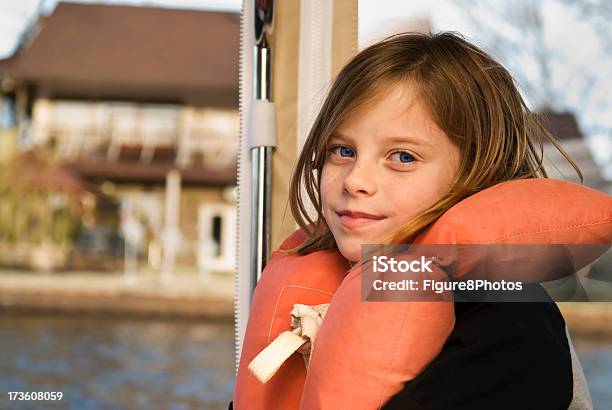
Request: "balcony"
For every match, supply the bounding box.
[29,99,238,185]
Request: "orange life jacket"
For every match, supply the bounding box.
[234,178,611,409]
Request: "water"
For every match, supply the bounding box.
[1,314,611,409]
[574,339,612,409]
[0,315,235,410]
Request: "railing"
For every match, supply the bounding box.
[30,99,239,168]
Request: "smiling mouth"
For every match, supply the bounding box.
[336,213,386,229]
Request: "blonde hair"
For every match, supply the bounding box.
[286,31,581,256]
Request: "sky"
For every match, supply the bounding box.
[0,0,610,178]
[359,0,612,179]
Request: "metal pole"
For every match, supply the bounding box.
[234,0,277,369]
[251,0,275,290]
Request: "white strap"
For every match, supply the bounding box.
[248,303,329,383]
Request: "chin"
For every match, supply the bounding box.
[337,242,361,263]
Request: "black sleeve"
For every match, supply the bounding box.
[382,299,573,410]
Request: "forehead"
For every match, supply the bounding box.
[332,83,441,146]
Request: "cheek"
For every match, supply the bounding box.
[399,186,433,211]
[385,177,445,221]
[320,166,339,205]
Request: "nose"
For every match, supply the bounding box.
[342,159,378,197]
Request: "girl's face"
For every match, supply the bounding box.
[320,84,461,262]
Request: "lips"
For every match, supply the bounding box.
[337,210,385,220]
[336,209,386,229]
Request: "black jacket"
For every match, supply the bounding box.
[382,299,573,410]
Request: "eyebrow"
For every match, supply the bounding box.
[330,133,432,147]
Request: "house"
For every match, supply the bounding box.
[0,2,240,274]
[537,111,608,193]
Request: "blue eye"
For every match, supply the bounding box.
[326,145,416,167]
[390,151,416,163]
[328,145,354,158]
[339,146,353,157]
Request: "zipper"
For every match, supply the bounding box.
[234,0,249,372]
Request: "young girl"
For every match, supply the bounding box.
[284,31,588,408]
[289,31,580,254]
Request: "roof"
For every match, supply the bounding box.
[536,111,583,140]
[66,157,237,187]
[0,54,18,76]
[0,2,239,106]
[62,145,237,186]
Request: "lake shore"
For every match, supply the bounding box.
[559,302,612,340]
[0,268,234,321]
[2,270,611,340]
